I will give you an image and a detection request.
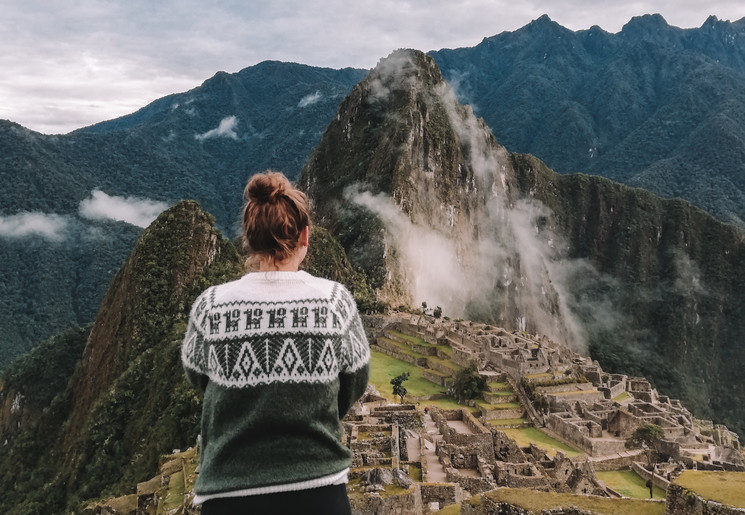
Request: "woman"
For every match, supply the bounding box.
[181,171,370,514]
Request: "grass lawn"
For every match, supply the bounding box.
[673,470,745,507]
[475,400,521,410]
[487,381,512,391]
[369,350,477,412]
[613,391,630,402]
[501,427,583,457]
[596,470,666,499]
[370,350,443,400]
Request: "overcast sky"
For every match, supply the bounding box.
[3,0,745,135]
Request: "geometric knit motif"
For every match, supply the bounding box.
[182,277,370,388]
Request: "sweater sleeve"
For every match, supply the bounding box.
[337,288,370,418]
[182,289,210,391]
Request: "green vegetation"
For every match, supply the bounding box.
[390,372,410,403]
[368,351,477,413]
[596,470,666,499]
[501,427,583,457]
[452,363,487,402]
[626,424,665,467]
[613,392,631,402]
[673,471,745,508]
[369,350,444,401]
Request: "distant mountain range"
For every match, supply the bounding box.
[431,13,745,226]
[2,13,745,419]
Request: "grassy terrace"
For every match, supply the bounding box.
[613,391,631,402]
[467,488,665,515]
[387,329,454,356]
[377,336,461,373]
[597,470,666,499]
[673,470,745,507]
[487,381,512,391]
[369,350,477,412]
[501,427,583,457]
[475,400,521,411]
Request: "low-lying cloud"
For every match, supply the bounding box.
[79,190,169,228]
[298,91,322,108]
[195,115,239,141]
[0,212,71,241]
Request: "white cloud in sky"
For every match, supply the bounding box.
[298,91,323,108]
[0,212,71,241]
[195,116,239,141]
[2,0,745,134]
[79,190,169,228]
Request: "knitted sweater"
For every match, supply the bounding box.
[181,271,370,500]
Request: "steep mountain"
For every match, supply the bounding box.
[0,62,366,369]
[429,14,745,226]
[298,49,745,439]
[0,201,373,513]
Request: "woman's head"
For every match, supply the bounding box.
[242,171,310,268]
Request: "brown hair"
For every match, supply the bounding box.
[242,171,310,267]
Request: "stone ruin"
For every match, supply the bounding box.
[343,312,745,513]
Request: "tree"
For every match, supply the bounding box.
[625,423,664,468]
[390,372,410,404]
[433,306,442,318]
[452,363,486,402]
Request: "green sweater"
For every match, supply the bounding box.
[181,271,370,500]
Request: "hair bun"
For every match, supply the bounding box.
[247,171,288,203]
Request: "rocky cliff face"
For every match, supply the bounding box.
[299,49,745,438]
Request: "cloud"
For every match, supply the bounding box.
[3,1,745,133]
[79,190,169,228]
[298,91,322,107]
[0,212,71,241]
[195,116,239,141]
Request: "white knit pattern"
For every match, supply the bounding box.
[182,271,370,388]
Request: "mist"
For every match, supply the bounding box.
[0,212,71,241]
[79,190,170,228]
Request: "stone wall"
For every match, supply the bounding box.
[666,483,745,514]
[349,485,421,515]
[419,483,463,511]
[630,461,669,491]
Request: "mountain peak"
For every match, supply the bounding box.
[621,13,673,38]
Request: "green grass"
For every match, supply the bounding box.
[487,381,512,391]
[369,350,477,412]
[596,470,666,499]
[475,400,521,410]
[613,391,630,402]
[673,470,745,507]
[370,350,444,401]
[487,390,516,396]
[501,427,584,457]
[388,329,454,356]
[426,397,479,413]
[408,463,422,482]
